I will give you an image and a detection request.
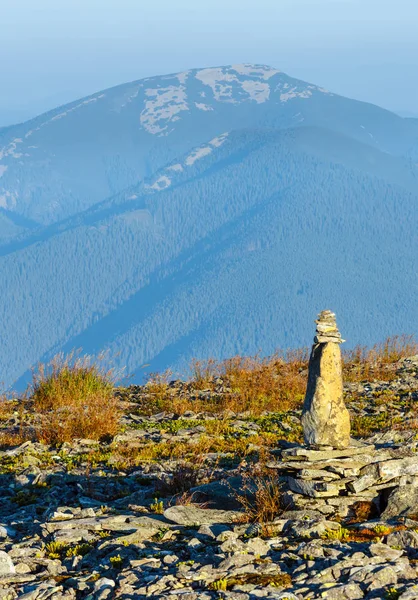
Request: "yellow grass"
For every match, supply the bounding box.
[31,352,121,445]
[343,335,418,382]
[139,336,416,417]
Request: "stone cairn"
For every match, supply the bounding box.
[271,310,418,520]
[302,310,350,449]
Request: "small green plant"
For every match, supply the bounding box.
[322,527,350,541]
[11,490,38,507]
[373,524,393,536]
[209,579,228,591]
[66,543,93,557]
[45,541,70,559]
[150,498,164,514]
[153,527,170,541]
[98,530,110,539]
[109,554,123,569]
[385,587,401,600]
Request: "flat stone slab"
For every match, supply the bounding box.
[348,464,380,493]
[379,456,418,480]
[268,459,361,471]
[268,456,386,479]
[325,495,379,507]
[287,476,353,498]
[348,456,418,493]
[282,445,373,462]
[164,506,242,526]
[297,469,342,480]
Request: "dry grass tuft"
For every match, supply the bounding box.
[0,397,32,448]
[154,461,200,498]
[0,430,30,449]
[216,350,308,414]
[143,349,309,416]
[348,500,379,523]
[235,472,286,529]
[343,335,418,382]
[134,335,416,418]
[31,352,121,445]
[173,491,209,507]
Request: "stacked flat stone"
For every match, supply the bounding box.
[269,443,418,519]
[314,310,345,344]
[302,310,351,449]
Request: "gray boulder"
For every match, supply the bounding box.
[190,476,250,509]
[0,552,15,577]
[320,583,363,599]
[382,485,418,520]
[387,530,418,550]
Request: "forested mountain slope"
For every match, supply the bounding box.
[1,127,417,389]
[1,64,418,227]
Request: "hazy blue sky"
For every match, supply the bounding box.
[1,0,417,125]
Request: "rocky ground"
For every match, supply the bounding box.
[0,356,418,599]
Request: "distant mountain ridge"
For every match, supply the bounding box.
[0,65,417,390]
[1,64,418,225]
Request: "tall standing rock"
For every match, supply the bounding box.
[302,310,351,449]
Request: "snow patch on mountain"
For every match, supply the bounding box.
[185,132,230,165]
[139,71,245,139]
[0,191,18,210]
[185,146,213,166]
[145,132,230,191]
[195,68,238,104]
[167,164,184,172]
[26,95,106,134]
[150,175,172,190]
[0,139,24,161]
[241,80,271,103]
[195,103,213,111]
[49,97,101,122]
[195,65,280,105]
[279,87,313,103]
[177,71,190,85]
[209,132,229,147]
[0,94,107,170]
[112,85,143,111]
[141,85,189,135]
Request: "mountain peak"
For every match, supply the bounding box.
[0,63,416,224]
[137,64,327,135]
